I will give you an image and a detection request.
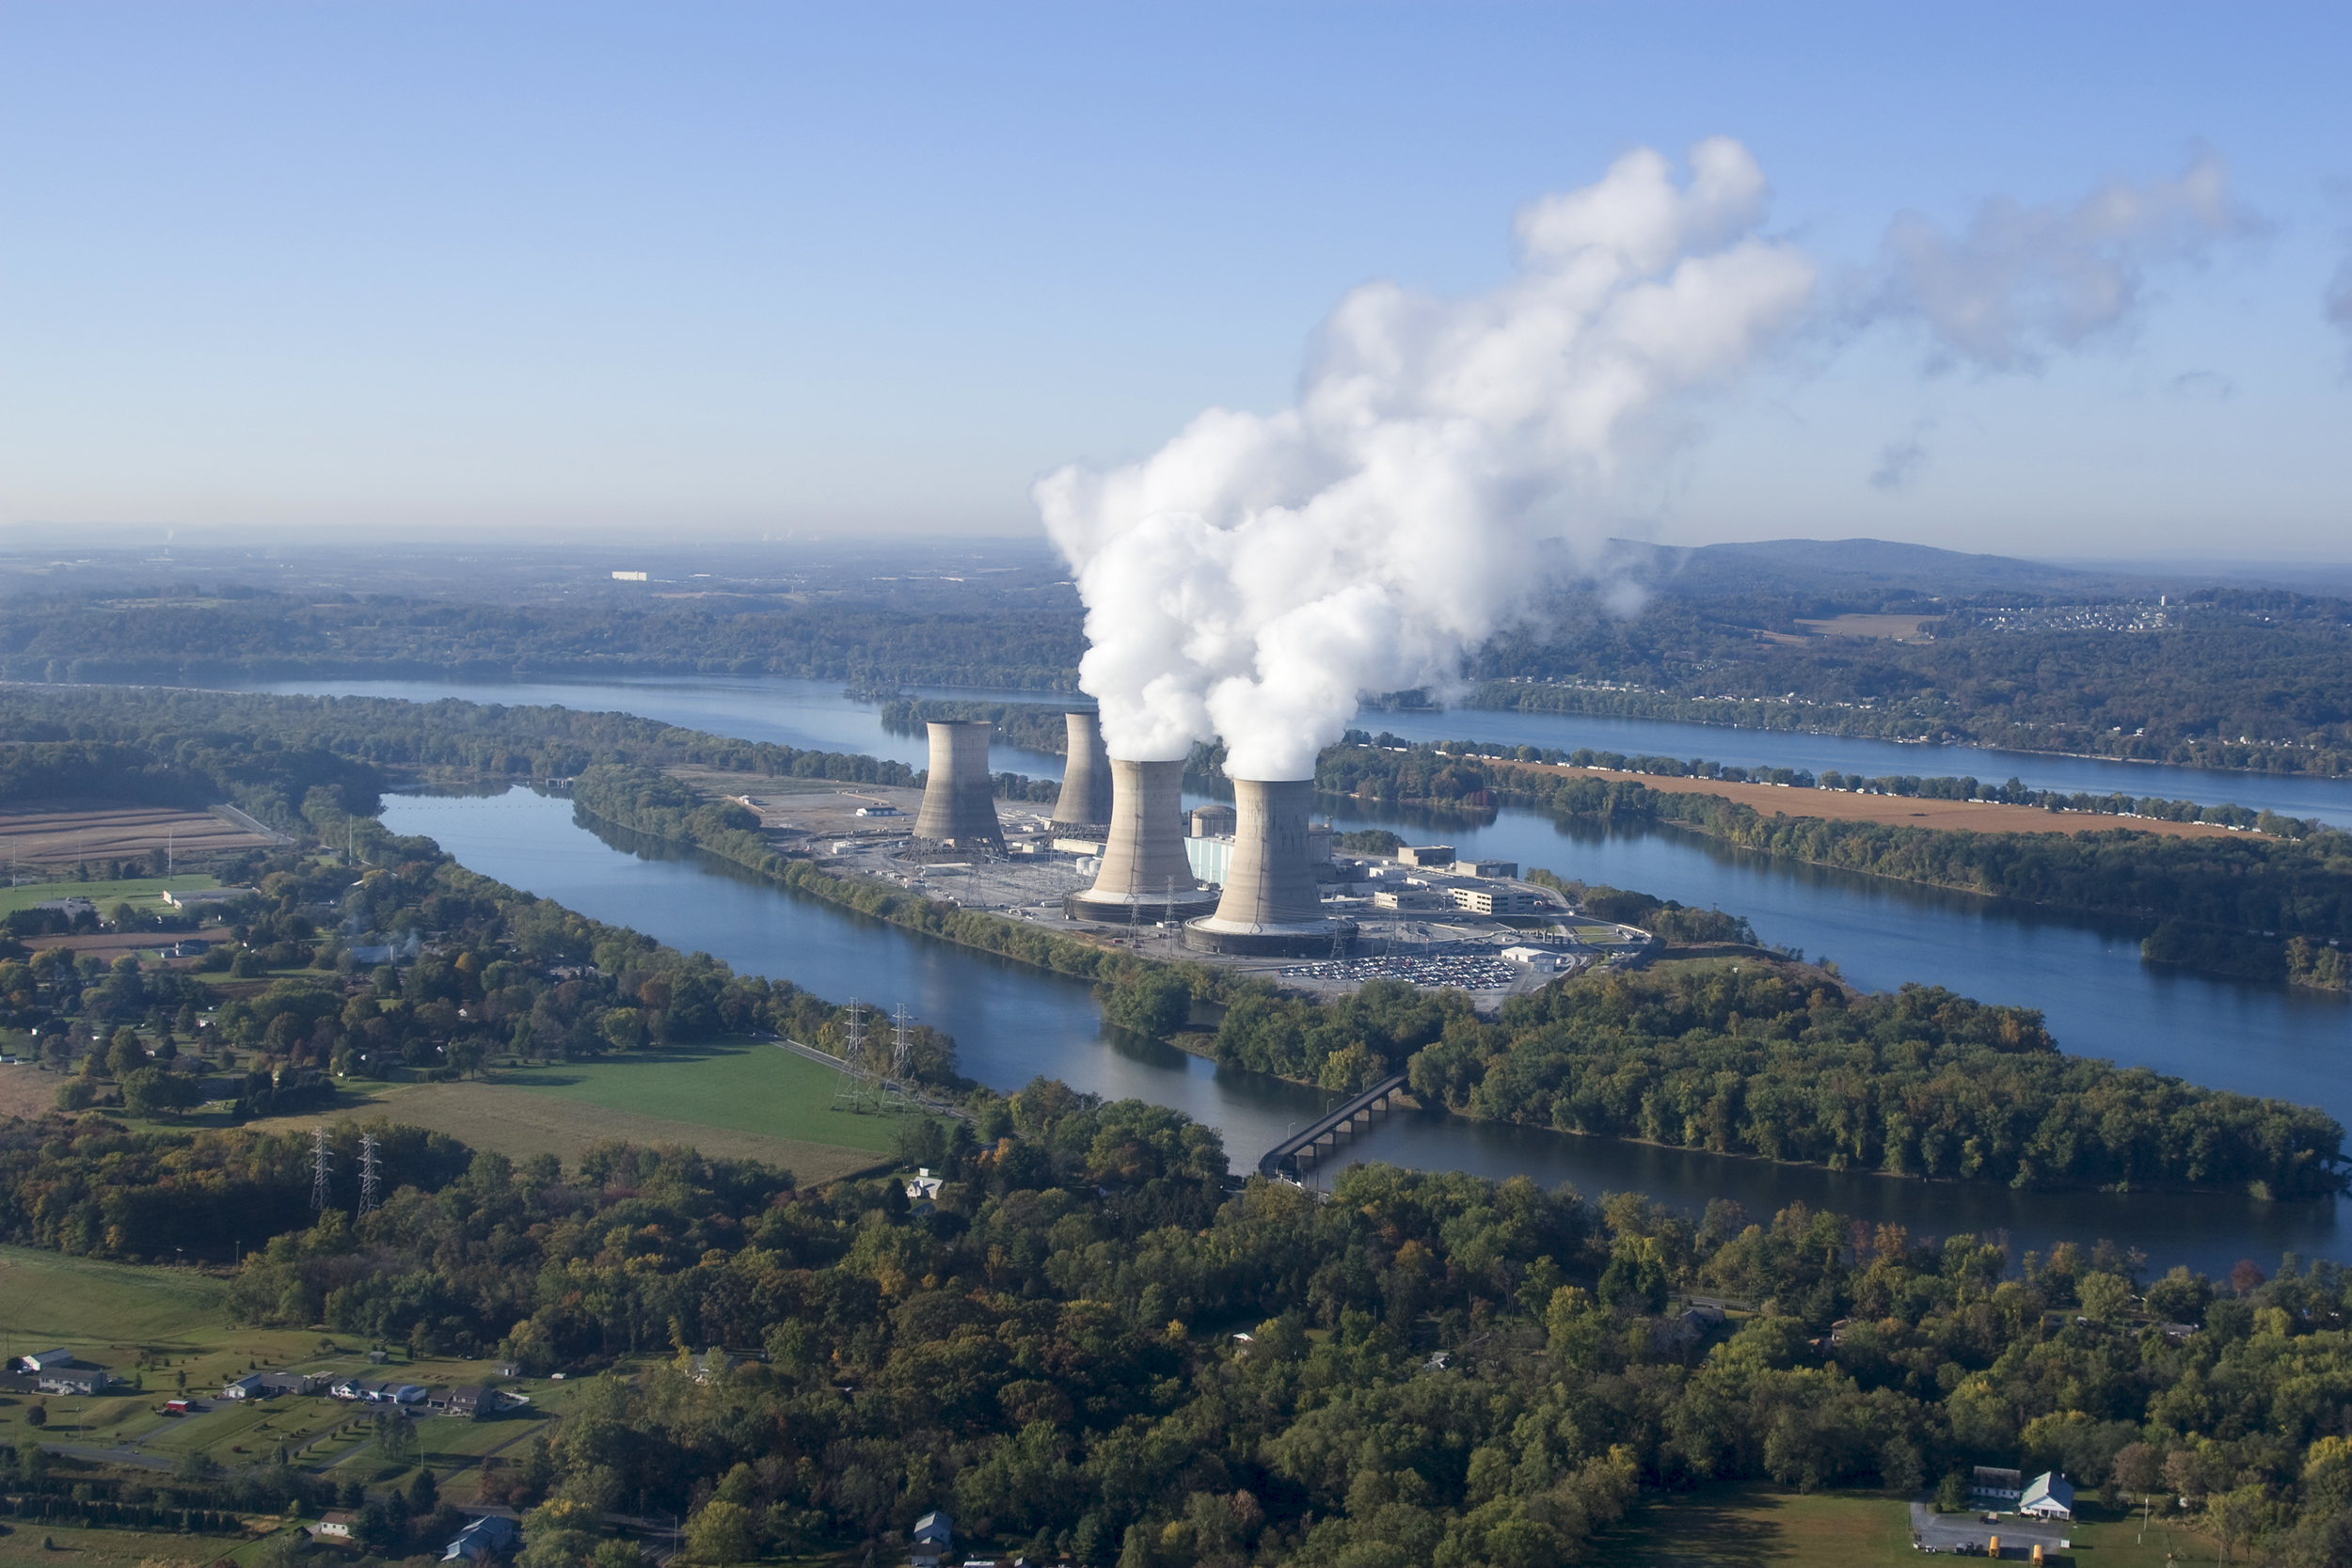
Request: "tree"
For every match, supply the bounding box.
[2164,1448,2210,1501]
[373,1408,419,1466]
[24,1404,45,1429]
[1933,1473,1967,1513]
[686,1499,755,1563]
[54,1077,96,1112]
[106,1027,146,1079]
[123,1066,202,1117]
[2229,1259,2267,1298]
[2077,1271,2132,1323]
[2113,1443,2161,1520]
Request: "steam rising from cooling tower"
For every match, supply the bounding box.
[1067,758,1216,920]
[912,720,1004,853]
[1036,138,1815,781]
[1050,711,1114,831]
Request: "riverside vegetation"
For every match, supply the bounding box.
[8,686,2347,1189]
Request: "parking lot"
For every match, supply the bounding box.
[1909,1503,2071,1556]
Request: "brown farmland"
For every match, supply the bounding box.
[0,800,278,865]
[1500,761,2262,841]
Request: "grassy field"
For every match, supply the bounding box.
[0,875,220,918]
[1602,1482,2214,1567]
[0,1246,228,1345]
[240,1040,904,1183]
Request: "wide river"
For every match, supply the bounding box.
[246,674,2352,1276]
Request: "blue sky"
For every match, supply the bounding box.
[3,2,2346,557]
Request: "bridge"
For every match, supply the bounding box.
[1257,1072,1412,1180]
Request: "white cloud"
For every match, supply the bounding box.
[1862,150,2258,371]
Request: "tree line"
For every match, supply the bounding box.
[19,1091,2352,1564]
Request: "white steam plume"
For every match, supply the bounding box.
[1036,138,1813,781]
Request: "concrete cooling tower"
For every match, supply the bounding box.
[1066,758,1218,921]
[911,720,1005,854]
[1184,778,1355,957]
[1050,711,1114,832]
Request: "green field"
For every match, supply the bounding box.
[500,1038,914,1154]
[0,1246,227,1345]
[0,875,220,918]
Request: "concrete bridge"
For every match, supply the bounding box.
[1257,1072,1412,1180]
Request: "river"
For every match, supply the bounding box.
[233,673,2352,827]
[380,785,2347,1280]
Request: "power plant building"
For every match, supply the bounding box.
[1065,759,1217,920]
[1050,711,1114,832]
[911,721,1005,854]
[1183,779,1356,958]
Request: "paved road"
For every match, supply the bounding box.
[1909,1502,2072,1555]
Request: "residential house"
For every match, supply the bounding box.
[442,1513,521,1561]
[259,1370,321,1396]
[912,1509,954,1568]
[436,1386,491,1418]
[221,1373,268,1400]
[39,1364,108,1396]
[2019,1473,2076,1520]
[311,1512,358,1541]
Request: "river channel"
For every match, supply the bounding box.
[377,784,2347,1281]
[222,672,2351,1274]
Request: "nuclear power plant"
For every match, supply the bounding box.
[910,720,1005,854]
[1049,710,1114,832]
[1184,778,1357,957]
[1065,758,1218,920]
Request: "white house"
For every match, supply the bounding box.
[221,1373,268,1400]
[912,1509,954,1568]
[442,1513,521,1561]
[2019,1472,2076,1520]
[311,1512,358,1540]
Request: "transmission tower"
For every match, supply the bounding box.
[310,1126,334,1212]
[886,1006,915,1110]
[358,1132,383,1216]
[831,1000,874,1112]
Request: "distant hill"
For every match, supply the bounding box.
[1605,537,2169,599]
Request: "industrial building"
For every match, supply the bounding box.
[1050,711,1115,832]
[910,721,1005,854]
[1065,758,1217,920]
[1184,778,1358,957]
[1450,886,1551,916]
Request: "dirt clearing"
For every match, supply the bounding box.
[0,799,278,866]
[1502,761,2258,840]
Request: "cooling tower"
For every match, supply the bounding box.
[1066,758,1218,921]
[911,720,1004,853]
[1184,778,1356,957]
[1050,711,1114,832]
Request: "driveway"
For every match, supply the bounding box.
[1909,1502,2072,1556]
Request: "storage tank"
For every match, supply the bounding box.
[1050,711,1115,832]
[911,721,1004,852]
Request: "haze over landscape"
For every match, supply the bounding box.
[8,8,2352,1568]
